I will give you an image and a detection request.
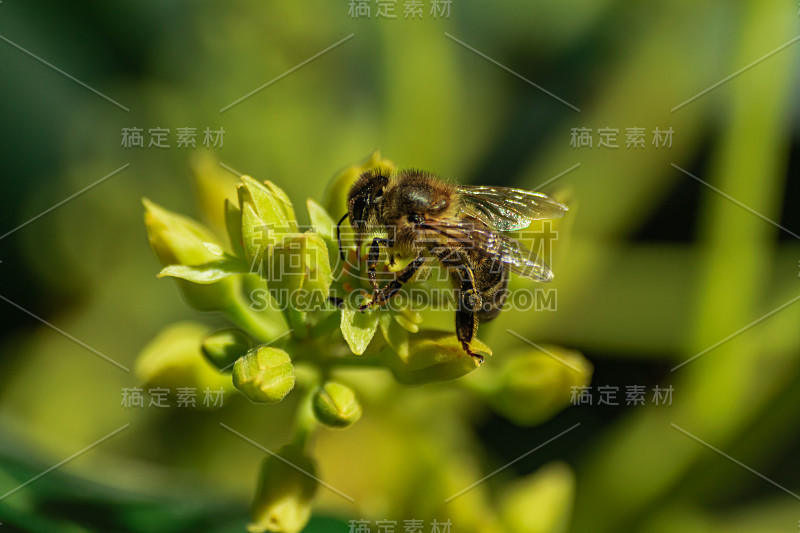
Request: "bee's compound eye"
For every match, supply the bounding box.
[352,197,368,224]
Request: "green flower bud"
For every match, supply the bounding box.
[306,198,340,263]
[233,346,295,404]
[486,346,592,426]
[201,329,253,370]
[394,307,422,333]
[378,313,410,358]
[498,462,575,533]
[381,331,487,384]
[269,233,333,314]
[312,382,362,428]
[238,176,298,270]
[143,198,237,311]
[143,198,222,268]
[322,151,396,217]
[378,309,424,358]
[263,180,298,227]
[190,154,239,238]
[135,322,233,394]
[225,198,245,258]
[248,444,318,533]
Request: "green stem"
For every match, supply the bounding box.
[291,348,384,369]
[325,355,384,368]
[284,308,309,340]
[223,290,288,343]
[308,309,341,338]
[292,385,319,453]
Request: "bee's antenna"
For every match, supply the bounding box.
[336,212,349,261]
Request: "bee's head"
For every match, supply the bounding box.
[336,168,390,260]
[347,168,389,228]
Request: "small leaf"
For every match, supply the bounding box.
[340,307,380,355]
[306,198,335,241]
[158,257,249,284]
[203,242,225,256]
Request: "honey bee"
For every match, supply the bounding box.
[336,168,568,363]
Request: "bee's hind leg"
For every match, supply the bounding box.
[456,311,483,364]
[456,278,485,364]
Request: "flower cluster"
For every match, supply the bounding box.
[140,152,592,533]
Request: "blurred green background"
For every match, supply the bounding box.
[1,1,800,532]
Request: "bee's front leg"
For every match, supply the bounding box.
[365,237,391,292]
[359,255,425,312]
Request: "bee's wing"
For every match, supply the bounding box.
[420,219,554,282]
[455,185,568,231]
